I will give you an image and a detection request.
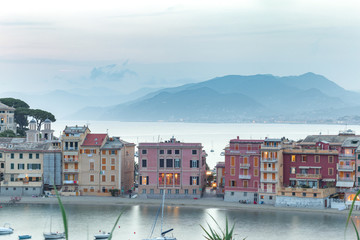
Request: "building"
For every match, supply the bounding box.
[61,125,90,194]
[100,137,135,194]
[0,102,16,134]
[138,137,207,199]
[215,161,225,197]
[259,138,284,205]
[224,137,263,203]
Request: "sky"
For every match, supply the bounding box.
[1,0,360,94]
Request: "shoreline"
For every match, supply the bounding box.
[0,195,357,217]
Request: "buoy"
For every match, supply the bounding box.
[134,232,136,234]
[99,230,101,232]
[118,226,120,228]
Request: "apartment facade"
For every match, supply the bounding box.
[259,138,283,205]
[224,137,263,203]
[138,137,207,199]
[61,125,90,194]
[0,102,16,134]
[215,161,225,196]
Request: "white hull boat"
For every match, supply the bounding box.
[94,232,110,239]
[0,223,14,235]
[43,232,65,239]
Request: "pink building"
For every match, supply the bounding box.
[224,137,263,202]
[215,161,225,196]
[138,137,207,198]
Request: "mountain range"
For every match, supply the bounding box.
[70,72,360,123]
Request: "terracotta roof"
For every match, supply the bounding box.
[82,134,107,146]
[0,102,15,110]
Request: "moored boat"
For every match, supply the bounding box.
[43,232,65,239]
[18,235,32,239]
[94,232,110,239]
[0,223,14,235]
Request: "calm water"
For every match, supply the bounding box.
[52,121,360,168]
[0,203,356,240]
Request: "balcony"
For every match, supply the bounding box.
[261,144,281,150]
[337,164,355,172]
[337,176,355,182]
[239,164,250,169]
[260,168,277,173]
[261,178,277,183]
[63,169,79,173]
[295,174,322,179]
[63,147,79,151]
[63,180,78,185]
[261,158,278,163]
[64,158,79,163]
[239,175,251,179]
[339,154,355,160]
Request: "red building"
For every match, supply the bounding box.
[224,137,263,203]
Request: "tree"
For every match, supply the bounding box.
[0,130,16,137]
[0,98,29,109]
[27,109,56,130]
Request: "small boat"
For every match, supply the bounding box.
[43,232,65,239]
[0,223,14,235]
[94,232,110,239]
[18,235,32,239]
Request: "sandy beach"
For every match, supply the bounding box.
[0,195,357,217]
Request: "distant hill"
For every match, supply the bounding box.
[72,73,360,123]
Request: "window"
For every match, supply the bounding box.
[18,164,25,170]
[111,166,115,170]
[142,149,147,154]
[328,156,334,163]
[185,189,188,195]
[315,168,320,175]
[290,167,296,174]
[11,153,14,159]
[102,158,106,164]
[291,155,296,162]
[166,159,173,168]
[90,162,94,170]
[254,168,258,177]
[231,192,234,196]
[141,176,149,185]
[102,166,106,170]
[313,193,317,197]
[254,157,259,167]
[301,155,307,162]
[230,168,235,176]
[167,150,172,154]
[36,153,39,159]
[111,158,115,165]
[159,159,164,168]
[243,180,248,188]
[174,159,181,168]
[111,150,116,155]
[230,156,235,167]
[193,189,197,195]
[11,163,14,169]
[142,189,147,194]
[302,192,306,197]
[0,153,2,158]
[192,150,197,155]
[315,155,320,163]
[102,175,106,182]
[191,176,199,185]
[159,150,164,154]
[150,189,154,194]
[230,180,236,187]
[175,150,180,154]
[142,159,147,168]
[292,192,295,196]
[168,189,171,194]
[175,189,179,194]
[1,163,4,168]
[26,164,41,170]
[19,153,23,159]
[90,175,94,182]
[328,168,334,176]
[29,153,33,159]
[269,196,273,200]
[247,145,251,151]
[10,174,14,181]
[191,160,199,168]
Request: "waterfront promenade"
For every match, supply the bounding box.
[0,195,356,216]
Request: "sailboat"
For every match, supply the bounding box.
[143,176,176,240]
[43,217,65,239]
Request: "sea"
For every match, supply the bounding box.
[1,121,356,240]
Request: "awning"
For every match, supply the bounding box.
[310,166,322,169]
[17,173,42,178]
[336,181,354,187]
[299,166,310,169]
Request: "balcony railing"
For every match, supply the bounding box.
[260,158,278,163]
[339,154,355,159]
[260,178,277,183]
[261,144,281,150]
[295,174,322,179]
[239,164,250,169]
[63,147,79,151]
[63,180,78,185]
[337,164,355,171]
[64,158,79,163]
[239,175,251,179]
[337,176,355,182]
[260,168,277,172]
[63,169,79,173]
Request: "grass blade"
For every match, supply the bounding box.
[351,218,360,240]
[54,186,68,240]
[108,208,127,240]
[346,189,360,238]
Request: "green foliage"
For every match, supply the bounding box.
[15,107,30,131]
[108,209,126,240]
[346,190,360,240]
[201,214,244,240]
[109,189,120,196]
[0,130,16,137]
[0,98,29,109]
[27,109,56,130]
[54,187,68,240]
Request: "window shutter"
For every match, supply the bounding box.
[190,160,192,168]
[190,176,192,185]
[140,176,142,185]
[197,177,199,185]
[147,176,149,185]
[197,160,199,168]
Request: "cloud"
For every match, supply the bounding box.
[90,63,137,82]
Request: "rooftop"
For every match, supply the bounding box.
[82,134,107,146]
[63,125,90,134]
[0,137,57,151]
[0,102,15,111]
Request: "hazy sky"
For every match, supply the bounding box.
[1,0,360,94]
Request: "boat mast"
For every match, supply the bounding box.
[160,173,166,235]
